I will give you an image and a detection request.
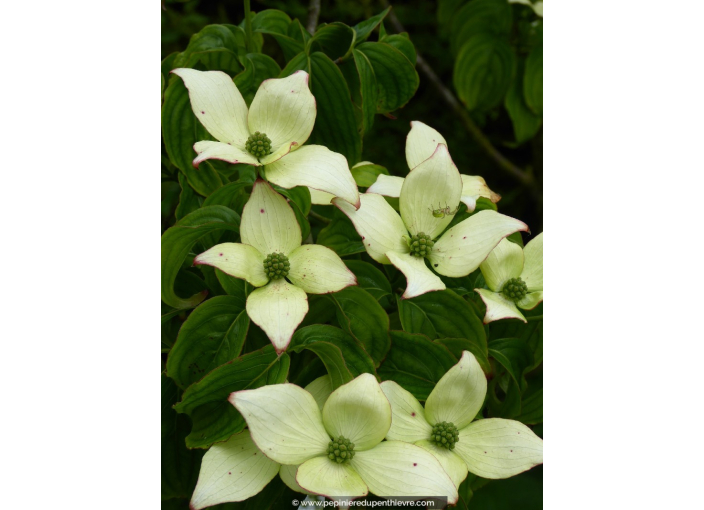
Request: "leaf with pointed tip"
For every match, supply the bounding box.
[344,260,392,301]
[161,206,240,310]
[290,325,376,390]
[173,346,289,448]
[377,331,457,401]
[166,296,250,389]
[524,44,543,115]
[505,61,542,144]
[353,7,390,43]
[357,42,419,114]
[311,22,356,60]
[398,290,488,369]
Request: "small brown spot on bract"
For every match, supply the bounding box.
[463,236,466,239]
[368,243,371,246]
[362,236,365,239]
[228,472,231,475]
[413,463,417,466]
[219,253,223,256]
[260,209,265,213]
[434,264,438,267]
[510,450,513,452]
[411,412,416,417]
[201,111,205,114]
[484,451,487,454]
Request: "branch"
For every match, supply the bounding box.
[307,0,321,34]
[382,2,538,193]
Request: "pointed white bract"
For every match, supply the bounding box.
[171,68,359,207]
[229,375,458,502]
[380,351,543,489]
[336,122,528,299]
[195,180,356,352]
[190,431,280,509]
[475,233,543,324]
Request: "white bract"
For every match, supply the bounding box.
[171,68,360,208]
[381,351,543,488]
[475,233,543,323]
[230,373,459,503]
[334,123,528,299]
[367,121,502,212]
[189,378,331,509]
[194,180,356,352]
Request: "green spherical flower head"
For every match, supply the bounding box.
[245,131,272,158]
[409,232,434,258]
[431,421,460,450]
[263,252,290,280]
[502,277,528,302]
[326,436,356,464]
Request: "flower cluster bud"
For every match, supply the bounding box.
[245,131,272,158]
[263,252,290,280]
[431,421,459,450]
[409,232,434,258]
[327,436,356,464]
[502,277,528,302]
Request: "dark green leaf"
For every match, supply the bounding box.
[174,172,202,221]
[353,7,390,43]
[317,207,365,257]
[489,337,533,390]
[454,33,516,111]
[161,373,203,499]
[344,260,392,300]
[378,331,457,400]
[202,180,250,210]
[352,50,377,137]
[357,42,419,114]
[175,346,289,448]
[161,206,240,309]
[524,43,543,115]
[505,61,542,144]
[329,286,391,366]
[166,296,250,389]
[434,337,491,375]
[450,0,512,56]
[381,34,417,65]
[252,9,291,35]
[233,53,282,104]
[311,22,355,61]
[289,325,376,389]
[162,78,224,195]
[398,290,488,368]
[172,25,243,69]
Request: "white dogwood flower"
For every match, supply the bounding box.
[194,180,356,352]
[475,234,543,323]
[381,351,543,489]
[230,374,459,503]
[366,121,501,212]
[171,68,360,208]
[334,124,528,299]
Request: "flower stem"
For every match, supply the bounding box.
[243,0,254,53]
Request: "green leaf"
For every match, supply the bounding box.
[378,331,457,401]
[202,180,250,210]
[161,206,240,310]
[174,346,289,448]
[516,383,542,425]
[381,34,417,65]
[317,207,365,257]
[489,337,533,391]
[357,42,419,114]
[398,289,489,370]
[215,268,249,298]
[308,52,362,165]
[454,33,516,111]
[438,0,467,33]
[161,373,203,499]
[344,260,392,300]
[162,79,224,196]
[524,43,543,115]
[289,325,376,390]
[310,22,356,61]
[352,50,377,137]
[174,171,202,221]
[233,53,282,105]
[353,7,390,43]
[350,162,389,187]
[252,9,291,35]
[166,296,250,390]
[505,63,542,144]
[329,286,391,366]
[172,25,243,69]
[450,0,512,56]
